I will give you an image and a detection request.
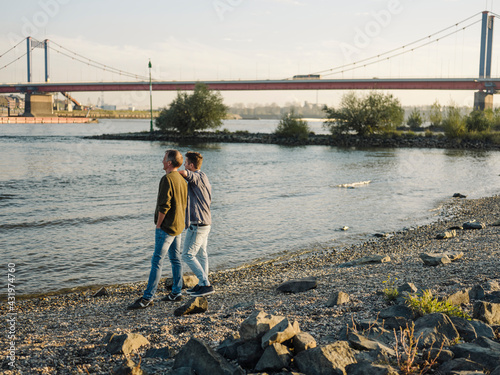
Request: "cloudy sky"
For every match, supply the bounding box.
[0,0,497,108]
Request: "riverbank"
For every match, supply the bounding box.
[1,195,499,374]
[89,130,500,150]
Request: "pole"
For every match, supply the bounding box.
[27,37,32,83]
[44,39,50,82]
[479,11,489,78]
[149,59,153,133]
[486,15,495,79]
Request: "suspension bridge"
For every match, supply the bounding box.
[0,10,499,117]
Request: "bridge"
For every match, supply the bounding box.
[0,10,498,117]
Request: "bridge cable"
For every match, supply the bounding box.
[48,40,151,81]
[319,18,481,77]
[0,38,26,60]
[293,11,482,79]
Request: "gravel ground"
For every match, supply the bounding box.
[1,195,499,374]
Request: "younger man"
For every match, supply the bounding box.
[128,149,187,309]
[179,151,214,297]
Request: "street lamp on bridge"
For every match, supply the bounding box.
[149,59,153,133]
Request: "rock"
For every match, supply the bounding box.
[413,313,460,349]
[492,220,500,226]
[293,332,317,353]
[261,318,300,349]
[491,366,500,375]
[447,289,471,305]
[436,230,457,239]
[345,361,398,375]
[450,317,478,342]
[422,348,455,364]
[438,358,486,374]
[347,332,396,357]
[106,333,149,355]
[326,291,350,307]
[93,287,109,297]
[381,316,409,331]
[112,358,146,375]
[173,297,208,317]
[165,275,199,289]
[469,285,486,300]
[473,301,500,325]
[294,341,357,375]
[397,282,418,294]
[254,343,292,372]
[144,347,171,358]
[444,251,464,261]
[277,277,317,293]
[217,334,244,360]
[485,280,500,291]
[463,221,486,230]
[450,341,500,371]
[341,226,349,231]
[419,253,451,266]
[170,368,196,375]
[340,254,391,267]
[379,305,415,320]
[469,319,495,339]
[239,310,285,341]
[453,193,467,198]
[173,337,244,375]
[236,339,264,369]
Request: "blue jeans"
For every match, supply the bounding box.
[143,228,182,300]
[182,224,211,286]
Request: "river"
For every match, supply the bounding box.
[1,119,499,296]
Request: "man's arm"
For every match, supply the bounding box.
[156,212,166,228]
[178,170,188,178]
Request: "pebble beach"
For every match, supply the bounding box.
[1,195,499,374]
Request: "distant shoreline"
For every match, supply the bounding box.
[88,130,500,150]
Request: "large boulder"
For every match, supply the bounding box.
[173,337,244,375]
[239,310,284,341]
[254,343,292,373]
[413,313,459,349]
[473,301,500,325]
[347,332,395,357]
[106,333,149,355]
[326,291,350,307]
[174,297,208,316]
[261,318,300,349]
[419,253,451,266]
[345,361,398,375]
[450,340,500,371]
[277,277,317,293]
[294,341,357,375]
[339,255,391,267]
[293,332,317,354]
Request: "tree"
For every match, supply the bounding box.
[442,104,466,138]
[274,110,310,140]
[407,108,423,129]
[428,100,442,127]
[155,83,228,134]
[465,110,491,132]
[322,91,404,136]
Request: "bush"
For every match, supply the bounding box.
[274,110,310,140]
[323,91,404,136]
[405,290,470,319]
[155,83,228,134]
[428,101,443,127]
[442,105,466,138]
[407,108,423,129]
[465,110,491,132]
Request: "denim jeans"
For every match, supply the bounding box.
[182,224,211,286]
[143,228,182,300]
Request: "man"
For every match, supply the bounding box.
[128,149,187,309]
[179,151,214,297]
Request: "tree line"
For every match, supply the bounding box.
[155,83,500,143]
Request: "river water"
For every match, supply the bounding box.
[1,119,499,296]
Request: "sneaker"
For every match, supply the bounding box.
[191,285,214,297]
[186,285,202,295]
[127,297,153,310]
[161,292,182,302]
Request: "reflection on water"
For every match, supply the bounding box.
[1,120,499,295]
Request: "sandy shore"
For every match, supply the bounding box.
[1,195,499,374]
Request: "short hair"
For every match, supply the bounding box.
[185,151,203,170]
[165,149,183,168]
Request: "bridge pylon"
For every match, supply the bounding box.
[474,11,495,111]
[23,37,53,117]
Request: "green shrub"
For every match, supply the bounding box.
[442,105,466,138]
[405,290,470,319]
[382,276,399,301]
[407,108,423,129]
[466,110,491,132]
[275,110,310,140]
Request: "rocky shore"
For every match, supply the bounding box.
[1,196,499,374]
[88,131,500,150]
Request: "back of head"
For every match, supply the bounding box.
[165,149,183,168]
[186,151,203,170]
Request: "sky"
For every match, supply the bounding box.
[0,0,498,109]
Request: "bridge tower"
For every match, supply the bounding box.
[23,37,53,117]
[474,11,495,111]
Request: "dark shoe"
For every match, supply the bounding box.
[191,285,214,297]
[161,292,182,302]
[186,285,202,295]
[127,297,153,310]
